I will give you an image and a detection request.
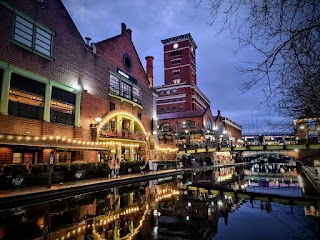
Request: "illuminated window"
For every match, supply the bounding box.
[13,14,54,59]
[110,74,120,95]
[50,87,75,125]
[132,86,142,104]
[173,79,180,84]
[121,81,131,99]
[179,106,183,111]
[9,74,45,120]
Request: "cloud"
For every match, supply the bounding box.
[61,0,283,134]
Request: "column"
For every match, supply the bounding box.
[128,192,134,206]
[43,84,52,122]
[74,93,81,127]
[0,69,12,115]
[116,116,122,137]
[129,119,135,133]
[116,144,122,161]
[129,146,134,161]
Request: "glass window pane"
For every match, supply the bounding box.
[36,27,51,40]
[36,33,51,46]
[35,39,50,51]
[110,74,120,95]
[35,45,50,56]
[15,21,33,35]
[14,34,32,47]
[16,15,33,29]
[15,28,33,41]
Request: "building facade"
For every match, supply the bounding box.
[154,33,242,154]
[0,0,154,167]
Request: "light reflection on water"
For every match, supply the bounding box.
[0,172,319,240]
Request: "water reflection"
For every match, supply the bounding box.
[0,171,319,240]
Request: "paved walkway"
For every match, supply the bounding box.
[0,169,181,201]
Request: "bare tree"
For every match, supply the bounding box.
[190,0,320,120]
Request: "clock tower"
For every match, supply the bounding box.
[161,33,197,86]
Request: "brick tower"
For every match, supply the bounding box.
[155,33,210,113]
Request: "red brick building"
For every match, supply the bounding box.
[154,33,242,152]
[0,0,154,167]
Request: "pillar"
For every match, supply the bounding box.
[129,146,134,161]
[128,192,134,206]
[129,119,135,133]
[0,69,12,115]
[74,93,81,127]
[116,144,122,161]
[116,116,123,136]
[43,84,52,122]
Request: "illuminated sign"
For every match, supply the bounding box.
[117,68,138,84]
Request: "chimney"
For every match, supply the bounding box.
[121,23,127,34]
[85,37,91,45]
[145,56,154,87]
[127,28,132,38]
[91,42,96,54]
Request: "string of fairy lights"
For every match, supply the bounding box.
[0,134,144,148]
[51,189,180,240]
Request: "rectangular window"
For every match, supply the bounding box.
[121,81,132,99]
[167,108,170,113]
[109,73,142,105]
[9,74,45,120]
[166,90,170,94]
[110,102,115,111]
[173,70,180,76]
[110,74,120,95]
[161,108,164,113]
[180,106,183,111]
[13,153,22,163]
[13,15,54,59]
[50,87,75,125]
[173,79,180,84]
[173,106,177,112]
[138,112,142,120]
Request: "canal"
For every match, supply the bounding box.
[0,169,319,240]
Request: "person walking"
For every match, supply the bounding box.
[115,158,121,177]
[109,157,115,178]
[47,151,55,188]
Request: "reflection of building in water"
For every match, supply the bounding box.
[304,206,320,217]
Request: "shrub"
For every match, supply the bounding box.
[53,163,69,171]
[70,162,97,170]
[2,164,27,176]
[97,161,109,170]
[31,164,48,174]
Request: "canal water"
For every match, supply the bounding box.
[0,170,319,240]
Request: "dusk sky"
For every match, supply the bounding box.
[62,0,286,135]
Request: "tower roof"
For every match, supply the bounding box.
[161,33,197,49]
